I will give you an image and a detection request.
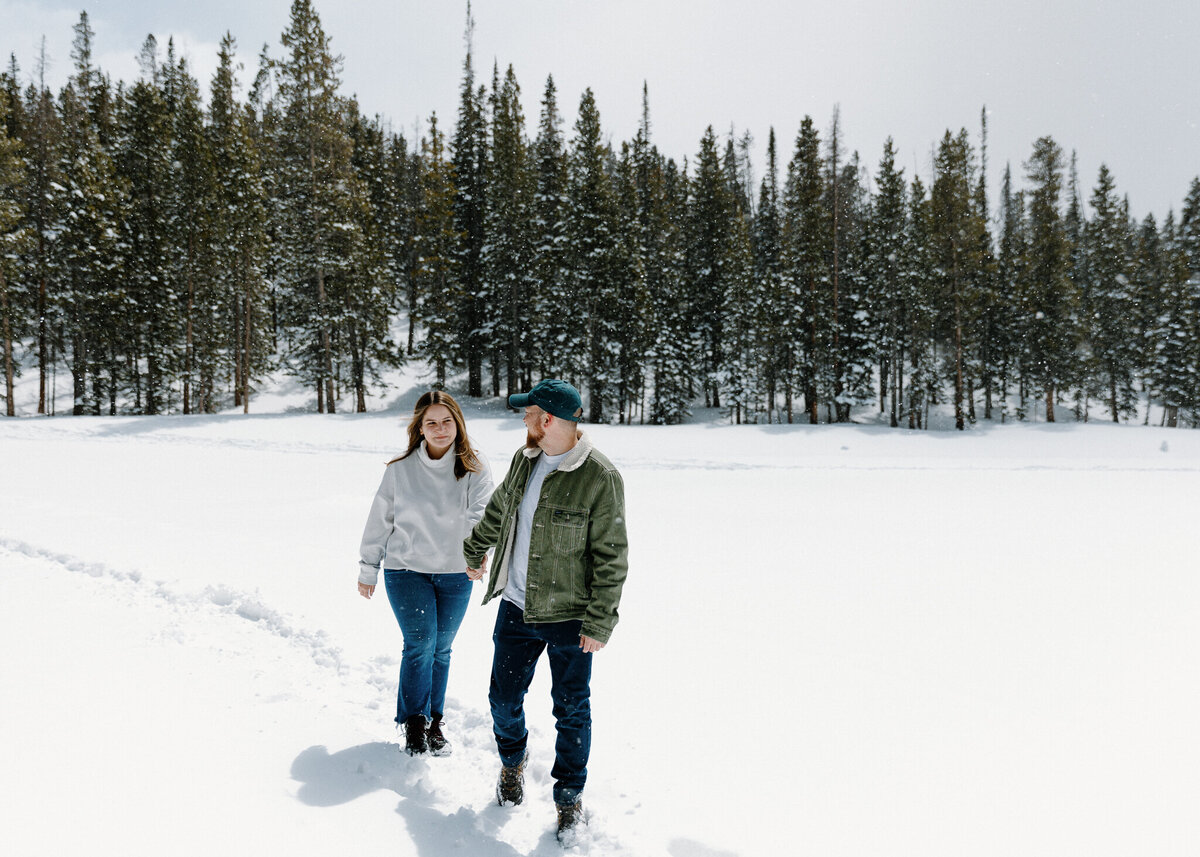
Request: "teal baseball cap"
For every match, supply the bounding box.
[508,379,584,421]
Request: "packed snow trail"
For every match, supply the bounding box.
[0,543,639,856]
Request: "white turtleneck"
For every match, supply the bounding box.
[358,441,493,584]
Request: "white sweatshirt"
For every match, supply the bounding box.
[358,442,494,584]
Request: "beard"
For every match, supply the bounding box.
[525,424,545,449]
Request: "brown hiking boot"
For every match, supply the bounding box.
[403,714,427,756]
[427,713,451,756]
[496,752,527,806]
[556,799,585,846]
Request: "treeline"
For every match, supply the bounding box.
[2,3,1199,427]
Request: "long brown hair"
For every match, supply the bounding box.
[388,390,481,479]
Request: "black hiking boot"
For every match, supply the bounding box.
[403,714,428,756]
[496,752,527,806]
[556,799,585,846]
[427,712,451,756]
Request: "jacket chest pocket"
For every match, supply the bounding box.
[549,507,588,555]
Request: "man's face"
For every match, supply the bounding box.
[523,406,547,449]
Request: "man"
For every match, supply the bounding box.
[464,379,628,846]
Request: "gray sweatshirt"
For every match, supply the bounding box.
[358,442,494,584]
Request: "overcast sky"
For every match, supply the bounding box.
[4,0,1198,221]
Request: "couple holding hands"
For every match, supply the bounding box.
[356,380,629,846]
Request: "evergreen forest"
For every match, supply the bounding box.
[2,2,1199,429]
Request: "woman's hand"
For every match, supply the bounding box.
[358,582,375,599]
[466,553,489,581]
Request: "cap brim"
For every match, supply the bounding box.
[508,392,532,409]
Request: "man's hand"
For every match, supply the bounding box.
[579,635,605,654]
[466,553,489,581]
[358,582,375,599]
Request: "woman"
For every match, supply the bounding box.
[358,391,493,756]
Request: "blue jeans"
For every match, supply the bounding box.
[383,570,473,724]
[490,598,592,806]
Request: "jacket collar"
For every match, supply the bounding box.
[521,429,592,473]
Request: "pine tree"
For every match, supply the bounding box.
[451,6,489,396]
[1152,213,1195,426]
[866,138,907,427]
[632,91,689,424]
[930,129,985,430]
[564,88,621,421]
[162,47,220,413]
[118,36,176,413]
[58,13,127,415]
[781,116,828,423]
[1081,164,1137,421]
[530,75,569,382]
[209,32,271,413]
[1130,212,1164,421]
[904,176,938,428]
[686,126,735,410]
[972,108,1000,421]
[1022,136,1076,422]
[994,164,1027,422]
[0,77,28,416]
[753,128,785,422]
[414,113,459,388]
[343,101,394,412]
[274,0,357,412]
[827,150,873,421]
[17,45,63,414]
[381,132,420,355]
[483,64,536,400]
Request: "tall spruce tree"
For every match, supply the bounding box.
[530,75,570,382]
[274,0,358,412]
[0,79,27,415]
[18,46,63,414]
[564,88,621,421]
[753,128,785,422]
[930,129,984,430]
[483,64,536,399]
[686,126,736,410]
[59,13,127,415]
[451,6,489,396]
[415,113,459,388]
[781,116,828,423]
[1151,213,1195,427]
[904,176,938,428]
[118,36,175,412]
[866,138,908,427]
[1082,164,1137,421]
[1022,136,1075,421]
[209,32,271,413]
[994,164,1027,421]
[165,49,219,413]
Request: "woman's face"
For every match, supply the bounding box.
[420,403,458,456]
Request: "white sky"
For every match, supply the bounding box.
[4,0,1198,222]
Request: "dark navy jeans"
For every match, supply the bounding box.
[383,570,473,724]
[490,597,592,807]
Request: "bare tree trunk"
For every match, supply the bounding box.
[317,269,335,414]
[184,267,194,415]
[953,272,965,430]
[243,270,252,414]
[37,267,47,414]
[1,267,14,416]
[1045,383,1056,423]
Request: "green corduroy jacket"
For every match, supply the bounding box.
[463,431,629,644]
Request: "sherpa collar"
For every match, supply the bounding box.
[521,430,592,473]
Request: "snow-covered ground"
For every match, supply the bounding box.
[2,373,1199,856]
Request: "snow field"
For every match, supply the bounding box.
[2,406,1200,856]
